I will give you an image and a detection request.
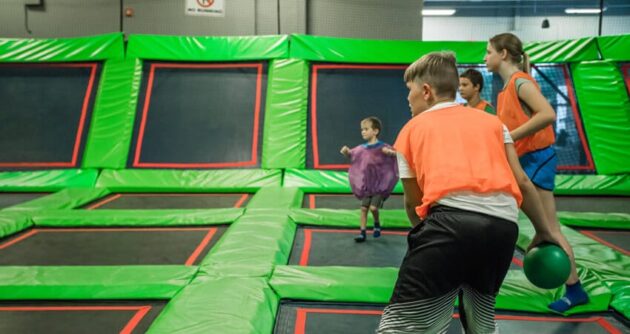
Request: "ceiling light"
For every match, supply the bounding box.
[565,8,602,14]
[422,9,456,16]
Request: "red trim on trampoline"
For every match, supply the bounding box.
[84,193,123,210]
[132,62,263,168]
[556,65,595,171]
[0,63,97,168]
[308,194,316,209]
[622,64,630,96]
[511,257,523,267]
[85,193,249,210]
[234,194,249,208]
[310,64,406,169]
[580,230,630,256]
[295,308,383,334]
[120,306,152,334]
[0,227,219,265]
[299,228,408,266]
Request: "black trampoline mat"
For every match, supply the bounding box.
[275,302,630,334]
[289,227,524,269]
[0,192,49,209]
[579,229,630,256]
[83,193,250,210]
[0,226,226,266]
[0,63,99,169]
[0,300,165,334]
[302,194,404,210]
[129,62,267,169]
[555,196,630,214]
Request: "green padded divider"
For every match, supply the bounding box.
[0,169,98,191]
[147,277,278,334]
[0,33,124,62]
[558,211,630,230]
[126,34,289,61]
[246,187,303,209]
[289,34,486,64]
[0,266,197,300]
[597,34,630,61]
[0,211,31,239]
[31,208,243,227]
[83,58,143,169]
[261,59,309,169]
[3,188,110,211]
[554,175,630,195]
[524,37,600,63]
[96,169,282,192]
[571,61,630,174]
[270,265,397,303]
[284,168,403,193]
[199,209,295,278]
[290,209,410,229]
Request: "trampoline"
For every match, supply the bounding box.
[289,226,524,270]
[555,196,630,214]
[0,227,226,266]
[83,193,250,210]
[128,62,267,169]
[302,194,403,210]
[0,192,49,209]
[0,63,100,170]
[0,300,165,334]
[274,301,630,334]
[578,228,630,256]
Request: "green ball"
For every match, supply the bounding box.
[523,243,571,289]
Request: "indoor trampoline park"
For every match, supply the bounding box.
[1,1,630,333]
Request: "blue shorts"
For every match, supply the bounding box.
[519,146,557,191]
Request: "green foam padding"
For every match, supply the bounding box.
[558,211,630,230]
[0,266,197,300]
[597,34,630,61]
[283,168,403,193]
[555,174,630,195]
[3,188,110,211]
[82,58,142,169]
[96,169,282,192]
[261,58,309,169]
[146,277,278,334]
[571,61,630,175]
[290,208,410,228]
[31,208,243,227]
[246,187,303,209]
[0,211,32,239]
[199,209,296,278]
[524,37,600,63]
[0,169,98,191]
[0,33,124,62]
[126,34,289,61]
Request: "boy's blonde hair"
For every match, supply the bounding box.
[404,52,459,99]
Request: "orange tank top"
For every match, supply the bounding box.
[497,72,555,156]
[394,105,522,218]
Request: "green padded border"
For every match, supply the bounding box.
[283,169,403,193]
[290,209,410,229]
[558,211,630,230]
[597,34,630,61]
[0,33,123,62]
[0,169,98,191]
[524,37,600,63]
[0,211,31,239]
[3,188,110,211]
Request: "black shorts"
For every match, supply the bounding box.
[389,205,518,304]
[361,195,385,208]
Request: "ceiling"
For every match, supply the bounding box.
[423,0,630,16]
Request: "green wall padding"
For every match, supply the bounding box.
[0,169,98,191]
[0,266,197,300]
[284,168,402,193]
[0,33,124,62]
[597,34,630,61]
[524,37,599,63]
[147,277,278,334]
[558,211,630,230]
[96,169,282,192]
[261,59,309,169]
[82,58,142,169]
[3,188,110,211]
[199,209,296,278]
[0,211,31,239]
[246,187,303,209]
[126,34,289,61]
[31,208,243,227]
[572,61,630,174]
[290,209,410,229]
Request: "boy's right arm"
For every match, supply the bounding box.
[340,145,351,157]
[401,178,423,227]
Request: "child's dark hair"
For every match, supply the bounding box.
[362,116,382,137]
[460,69,485,92]
[404,52,459,99]
[489,32,530,74]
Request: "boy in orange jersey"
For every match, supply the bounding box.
[376,52,563,333]
[459,68,496,114]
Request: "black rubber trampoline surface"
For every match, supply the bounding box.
[0,192,49,209]
[302,194,403,210]
[0,300,165,334]
[578,228,630,256]
[275,302,630,334]
[129,61,266,169]
[290,226,525,270]
[555,196,630,214]
[83,193,250,210]
[0,226,226,266]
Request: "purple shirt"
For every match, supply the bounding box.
[348,141,399,199]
